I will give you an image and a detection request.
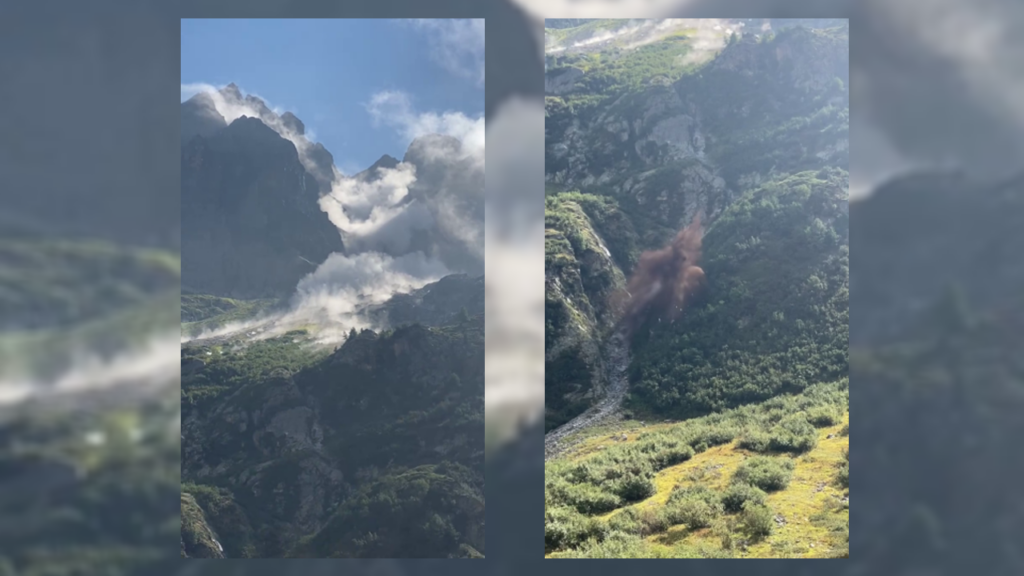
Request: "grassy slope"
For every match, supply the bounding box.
[611,414,848,557]
[545,380,849,558]
[180,294,279,337]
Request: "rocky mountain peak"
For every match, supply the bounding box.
[280,111,305,135]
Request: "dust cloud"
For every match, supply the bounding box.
[616,214,706,340]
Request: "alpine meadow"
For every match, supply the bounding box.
[543,18,849,559]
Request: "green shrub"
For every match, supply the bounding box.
[839,422,849,436]
[563,482,622,515]
[805,405,840,427]
[610,473,656,502]
[690,426,737,449]
[739,502,774,540]
[652,443,695,467]
[721,482,767,513]
[737,430,771,452]
[566,462,596,484]
[557,530,668,558]
[608,506,668,536]
[667,498,720,529]
[732,456,795,492]
[664,485,724,529]
[837,448,849,488]
[768,415,818,453]
[608,508,642,535]
[545,506,609,552]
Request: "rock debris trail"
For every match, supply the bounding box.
[544,330,630,461]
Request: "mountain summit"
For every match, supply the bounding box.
[180,88,345,298]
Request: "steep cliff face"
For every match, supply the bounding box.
[181,493,226,558]
[180,89,345,299]
[544,194,636,431]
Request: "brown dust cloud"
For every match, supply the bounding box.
[615,214,706,341]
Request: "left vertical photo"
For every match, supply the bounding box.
[180,19,485,559]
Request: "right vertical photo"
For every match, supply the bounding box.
[544,19,849,558]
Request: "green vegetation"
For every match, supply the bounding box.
[721,482,767,513]
[676,26,849,184]
[547,31,702,118]
[181,315,485,558]
[545,379,848,557]
[181,483,257,557]
[543,20,849,559]
[181,335,328,407]
[288,463,484,559]
[628,169,849,418]
[181,293,279,330]
[732,456,795,492]
[0,239,179,331]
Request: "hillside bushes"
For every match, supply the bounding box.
[732,456,795,492]
[629,170,849,419]
[545,380,846,547]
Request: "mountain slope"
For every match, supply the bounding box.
[628,169,848,418]
[544,20,850,429]
[543,20,850,559]
[181,313,485,558]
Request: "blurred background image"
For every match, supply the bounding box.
[0,3,182,574]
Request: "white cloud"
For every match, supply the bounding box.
[367,90,485,159]
[319,161,436,253]
[408,19,485,87]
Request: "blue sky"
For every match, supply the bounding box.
[181,19,484,174]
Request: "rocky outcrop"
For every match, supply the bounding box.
[545,66,584,95]
[180,111,345,298]
[544,197,629,431]
[180,493,226,558]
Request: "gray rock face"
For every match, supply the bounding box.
[545,66,584,95]
[180,113,344,298]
